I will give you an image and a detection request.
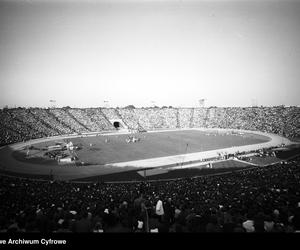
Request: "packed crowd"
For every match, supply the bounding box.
[31,108,74,135]
[178,108,193,128]
[0,106,299,146]
[0,157,299,233]
[48,109,90,134]
[82,108,114,131]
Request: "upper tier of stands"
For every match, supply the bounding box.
[0,106,299,146]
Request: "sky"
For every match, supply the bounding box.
[0,0,300,108]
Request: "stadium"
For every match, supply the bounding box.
[0,107,299,183]
[1,106,300,233]
[1,0,300,235]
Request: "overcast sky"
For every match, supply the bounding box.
[0,0,299,108]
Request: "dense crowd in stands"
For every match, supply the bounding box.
[31,108,73,135]
[0,106,299,146]
[0,157,299,233]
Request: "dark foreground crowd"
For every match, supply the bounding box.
[1,157,300,233]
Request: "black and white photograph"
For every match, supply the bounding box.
[0,0,300,242]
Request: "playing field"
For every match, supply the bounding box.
[1,128,288,181]
[30,129,270,165]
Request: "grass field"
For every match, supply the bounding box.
[32,129,270,165]
[0,129,276,182]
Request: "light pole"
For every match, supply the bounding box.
[199,99,206,108]
[49,100,56,108]
[251,98,258,107]
[104,100,109,108]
